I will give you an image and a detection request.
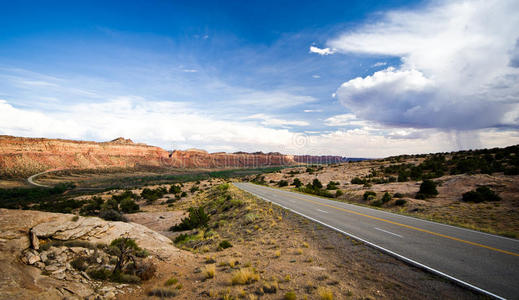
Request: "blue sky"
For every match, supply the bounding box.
[1,0,518,157]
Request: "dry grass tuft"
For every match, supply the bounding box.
[318,286,334,300]
[274,250,281,258]
[204,264,216,279]
[231,268,260,285]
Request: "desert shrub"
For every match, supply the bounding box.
[370,199,383,207]
[99,209,127,222]
[395,199,407,206]
[204,264,216,279]
[351,177,364,184]
[299,185,333,198]
[393,192,404,198]
[174,233,190,243]
[165,277,178,286]
[292,178,302,188]
[87,268,111,280]
[231,268,259,285]
[318,286,334,300]
[134,261,156,280]
[244,213,257,224]
[284,291,297,300]
[169,184,181,194]
[80,196,104,216]
[120,198,139,213]
[181,191,187,197]
[141,187,167,202]
[335,190,343,198]
[312,178,323,189]
[363,191,376,201]
[147,288,178,298]
[219,240,233,249]
[71,256,88,271]
[190,186,199,193]
[170,206,209,231]
[462,186,501,203]
[381,192,392,203]
[416,179,438,199]
[103,198,119,211]
[278,180,288,187]
[326,181,339,190]
[111,272,141,283]
[112,190,138,202]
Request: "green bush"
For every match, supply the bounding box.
[112,190,138,202]
[141,187,167,202]
[393,192,404,198]
[278,180,288,187]
[335,190,343,198]
[326,181,339,190]
[148,288,178,298]
[351,177,365,184]
[120,198,139,213]
[219,240,233,249]
[169,185,181,194]
[99,209,127,222]
[381,192,392,203]
[88,268,111,280]
[292,178,302,188]
[416,179,438,199]
[395,199,407,206]
[174,233,190,243]
[371,199,383,207]
[462,186,501,203]
[363,191,376,201]
[170,206,209,231]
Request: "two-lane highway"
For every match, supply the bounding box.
[234,182,519,299]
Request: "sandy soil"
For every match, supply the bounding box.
[122,185,479,299]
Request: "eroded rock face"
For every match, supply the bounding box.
[0,135,346,177]
[0,209,180,300]
[30,215,178,260]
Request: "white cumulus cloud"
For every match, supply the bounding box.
[328,0,519,130]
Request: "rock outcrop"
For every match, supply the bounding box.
[0,209,181,300]
[0,135,351,177]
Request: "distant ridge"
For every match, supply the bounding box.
[0,135,360,177]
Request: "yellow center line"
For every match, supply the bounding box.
[254,185,519,257]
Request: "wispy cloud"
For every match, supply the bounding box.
[309,46,336,56]
[246,113,309,127]
[372,62,387,67]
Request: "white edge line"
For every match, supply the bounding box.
[235,184,507,300]
[374,227,403,238]
[248,183,519,243]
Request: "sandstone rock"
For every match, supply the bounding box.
[31,215,180,260]
[0,209,184,300]
[29,231,39,250]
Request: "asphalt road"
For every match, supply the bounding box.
[27,170,52,187]
[234,182,519,300]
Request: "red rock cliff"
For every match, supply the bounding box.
[0,136,299,177]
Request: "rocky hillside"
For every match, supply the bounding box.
[0,135,306,177]
[0,209,182,299]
